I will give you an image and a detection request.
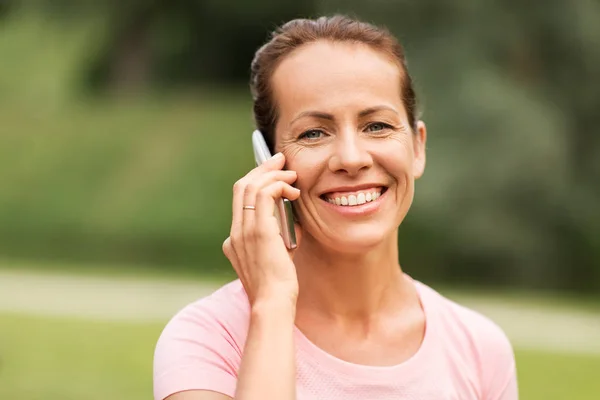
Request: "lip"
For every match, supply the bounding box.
[319,183,388,197]
[319,187,388,216]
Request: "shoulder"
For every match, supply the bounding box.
[417,281,513,350]
[416,281,517,399]
[153,279,250,400]
[157,279,250,350]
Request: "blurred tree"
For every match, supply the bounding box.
[84,0,316,92]
[0,0,14,18]
[1,0,598,291]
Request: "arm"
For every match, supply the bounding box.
[153,300,241,400]
[158,299,296,400]
[154,153,300,400]
[234,299,296,400]
[221,151,301,400]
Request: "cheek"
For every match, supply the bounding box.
[285,152,320,192]
[377,141,414,180]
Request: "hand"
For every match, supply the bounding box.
[222,152,302,307]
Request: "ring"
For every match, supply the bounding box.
[243,205,256,210]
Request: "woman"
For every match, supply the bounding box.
[154,15,518,400]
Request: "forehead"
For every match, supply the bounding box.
[271,40,403,118]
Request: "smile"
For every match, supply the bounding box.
[320,186,387,207]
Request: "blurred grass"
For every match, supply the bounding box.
[0,93,255,271]
[516,349,600,400]
[0,7,257,271]
[1,312,599,400]
[0,313,157,400]
[1,258,597,314]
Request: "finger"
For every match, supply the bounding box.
[255,181,301,235]
[230,178,248,258]
[222,236,237,265]
[240,152,287,188]
[244,170,298,208]
[242,170,297,238]
[230,154,289,247]
[222,236,240,268]
[233,171,296,247]
[241,171,298,207]
[253,152,286,174]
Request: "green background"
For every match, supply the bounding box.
[1,1,599,399]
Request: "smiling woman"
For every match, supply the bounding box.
[153,15,518,400]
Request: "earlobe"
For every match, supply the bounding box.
[413,120,427,179]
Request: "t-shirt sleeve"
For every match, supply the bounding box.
[153,300,242,400]
[479,320,518,400]
[494,371,518,400]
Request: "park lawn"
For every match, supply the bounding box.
[516,349,600,400]
[0,312,159,400]
[1,313,599,400]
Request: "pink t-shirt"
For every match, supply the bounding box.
[153,278,518,399]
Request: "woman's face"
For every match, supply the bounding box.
[272,40,426,252]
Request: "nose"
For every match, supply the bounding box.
[328,130,373,176]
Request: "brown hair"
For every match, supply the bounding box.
[250,15,418,152]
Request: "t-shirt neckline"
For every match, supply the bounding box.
[293,277,438,382]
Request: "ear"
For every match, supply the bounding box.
[412,120,427,179]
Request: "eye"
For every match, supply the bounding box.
[299,129,324,140]
[365,122,393,133]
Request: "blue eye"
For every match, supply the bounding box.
[366,122,392,132]
[299,129,324,140]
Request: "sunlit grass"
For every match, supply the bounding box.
[0,313,159,400]
[516,349,600,400]
[1,312,599,400]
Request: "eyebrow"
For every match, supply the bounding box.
[358,105,399,118]
[290,111,334,125]
[290,105,399,125]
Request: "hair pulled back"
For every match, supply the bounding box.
[250,15,418,152]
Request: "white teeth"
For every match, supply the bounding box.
[357,193,366,204]
[327,189,383,207]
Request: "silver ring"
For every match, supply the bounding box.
[243,205,256,210]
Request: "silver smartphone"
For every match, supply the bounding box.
[252,130,297,249]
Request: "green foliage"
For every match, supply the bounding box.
[0,7,105,107]
[0,94,253,274]
[0,2,599,290]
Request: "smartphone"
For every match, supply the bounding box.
[252,130,297,249]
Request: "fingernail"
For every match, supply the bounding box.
[272,152,283,160]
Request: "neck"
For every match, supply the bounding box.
[294,232,411,322]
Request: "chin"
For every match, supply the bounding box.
[324,224,395,254]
